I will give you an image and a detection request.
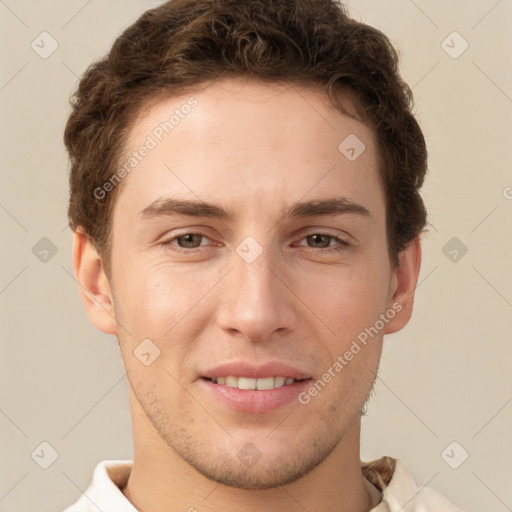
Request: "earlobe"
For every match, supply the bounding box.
[72,229,118,335]
[384,236,422,335]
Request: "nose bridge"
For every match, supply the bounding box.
[233,237,282,310]
[216,236,296,341]
[235,241,279,302]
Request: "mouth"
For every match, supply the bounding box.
[199,361,313,413]
[199,375,313,414]
[203,375,306,390]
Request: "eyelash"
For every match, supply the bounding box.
[162,231,350,254]
[298,234,351,252]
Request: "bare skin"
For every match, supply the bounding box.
[74,77,421,512]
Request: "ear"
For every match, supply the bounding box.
[72,229,118,335]
[384,236,422,335]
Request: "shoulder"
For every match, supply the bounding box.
[61,460,136,512]
[363,456,465,512]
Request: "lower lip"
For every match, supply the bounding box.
[199,378,312,414]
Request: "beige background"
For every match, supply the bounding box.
[0,1,511,511]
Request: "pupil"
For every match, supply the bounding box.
[179,234,201,248]
[308,235,330,247]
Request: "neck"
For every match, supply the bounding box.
[122,390,374,512]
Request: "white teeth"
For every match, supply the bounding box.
[274,376,286,387]
[256,377,275,390]
[237,377,256,390]
[210,376,298,389]
[225,376,238,387]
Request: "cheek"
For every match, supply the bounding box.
[307,260,391,340]
[113,267,207,393]
[113,262,218,352]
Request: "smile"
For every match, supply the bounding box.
[200,377,312,413]
[207,376,300,390]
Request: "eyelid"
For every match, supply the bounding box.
[163,230,215,247]
[159,225,212,238]
[297,227,353,243]
[293,232,351,250]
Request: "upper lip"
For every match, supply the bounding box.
[201,361,312,380]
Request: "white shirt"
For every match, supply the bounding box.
[62,457,464,511]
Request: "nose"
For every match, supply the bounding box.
[216,244,298,343]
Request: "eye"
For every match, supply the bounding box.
[296,233,350,252]
[163,232,213,252]
[303,234,331,249]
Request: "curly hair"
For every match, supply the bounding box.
[64,0,427,276]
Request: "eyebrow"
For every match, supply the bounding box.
[140,197,235,221]
[139,196,371,221]
[285,197,371,219]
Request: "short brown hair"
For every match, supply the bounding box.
[64,0,427,275]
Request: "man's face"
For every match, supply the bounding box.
[103,78,399,488]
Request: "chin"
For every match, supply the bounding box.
[189,457,322,490]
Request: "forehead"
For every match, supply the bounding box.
[114,77,384,223]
